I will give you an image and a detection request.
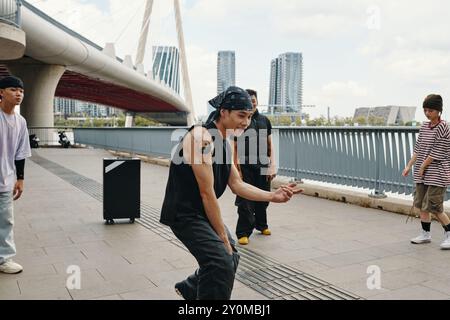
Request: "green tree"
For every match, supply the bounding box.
[135,116,160,127]
[307,116,327,126]
[277,116,292,126]
[294,116,302,126]
[117,116,126,127]
[334,116,345,126]
[302,114,310,124]
[82,118,93,128]
[92,118,104,127]
[368,116,385,126]
[354,116,367,126]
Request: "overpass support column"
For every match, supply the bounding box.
[6,57,65,127]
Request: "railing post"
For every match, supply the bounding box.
[370,130,387,199]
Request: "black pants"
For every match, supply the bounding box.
[170,216,240,300]
[235,165,271,239]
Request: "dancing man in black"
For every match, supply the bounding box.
[160,86,300,300]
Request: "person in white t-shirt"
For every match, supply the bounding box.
[0,76,32,274]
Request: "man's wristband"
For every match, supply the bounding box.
[15,159,25,180]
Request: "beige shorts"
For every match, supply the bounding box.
[413,184,446,214]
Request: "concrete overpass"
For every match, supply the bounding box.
[0,0,194,126]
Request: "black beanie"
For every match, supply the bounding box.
[0,76,24,90]
[423,94,443,112]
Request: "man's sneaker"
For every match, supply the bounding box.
[440,232,450,250]
[175,281,197,300]
[0,260,23,274]
[175,282,187,300]
[261,228,272,236]
[411,230,432,244]
[238,237,249,245]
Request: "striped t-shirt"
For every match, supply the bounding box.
[413,121,450,187]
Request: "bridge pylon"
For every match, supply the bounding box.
[136,0,196,126]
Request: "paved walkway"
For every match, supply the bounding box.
[1,148,450,300]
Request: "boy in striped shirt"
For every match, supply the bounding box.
[403,94,450,249]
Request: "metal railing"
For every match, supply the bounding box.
[0,0,21,27]
[73,127,183,158]
[277,127,423,197]
[72,126,449,198]
[28,127,75,147]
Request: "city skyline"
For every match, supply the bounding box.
[54,97,120,118]
[30,0,450,122]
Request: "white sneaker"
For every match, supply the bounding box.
[440,232,450,250]
[0,260,23,274]
[411,230,432,244]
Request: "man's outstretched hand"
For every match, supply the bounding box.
[271,183,304,203]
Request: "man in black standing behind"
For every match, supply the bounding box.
[235,89,277,245]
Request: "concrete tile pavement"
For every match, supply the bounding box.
[1,148,450,300]
[1,153,180,300]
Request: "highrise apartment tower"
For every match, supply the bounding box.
[152,46,180,94]
[269,52,303,113]
[217,51,236,94]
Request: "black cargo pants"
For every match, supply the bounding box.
[171,216,240,300]
[235,165,271,239]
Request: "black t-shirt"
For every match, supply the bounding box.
[236,109,272,168]
[160,121,232,226]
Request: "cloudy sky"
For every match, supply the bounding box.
[27,0,450,121]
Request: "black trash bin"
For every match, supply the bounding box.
[103,158,140,225]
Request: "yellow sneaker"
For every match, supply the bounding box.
[238,237,249,245]
[261,229,272,236]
